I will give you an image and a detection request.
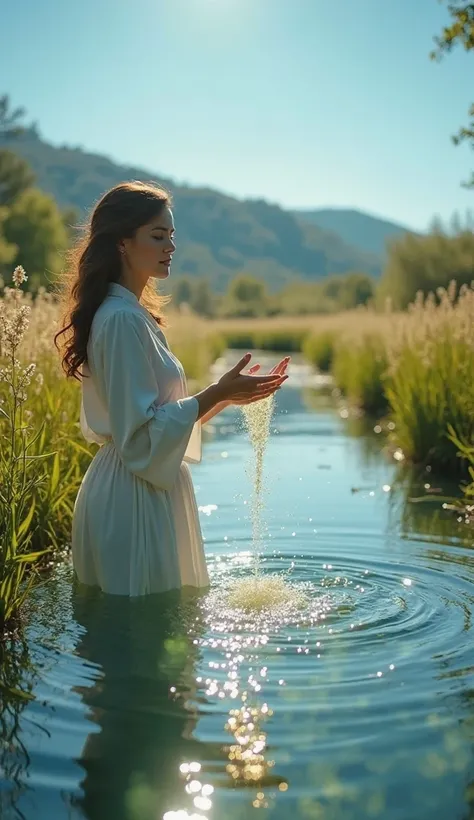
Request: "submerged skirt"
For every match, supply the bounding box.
[72,441,209,596]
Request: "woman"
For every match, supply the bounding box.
[55,181,289,596]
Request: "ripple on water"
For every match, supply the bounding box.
[3,382,474,820]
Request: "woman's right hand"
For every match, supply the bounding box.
[216,353,288,404]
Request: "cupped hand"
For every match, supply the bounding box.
[219,355,291,407]
[216,353,289,406]
[247,356,291,378]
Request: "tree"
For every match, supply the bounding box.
[61,205,79,242]
[0,94,27,139]
[0,96,34,207]
[0,150,35,207]
[432,2,474,185]
[378,221,474,308]
[0,207,17,273]
[191,278,215,317]
[172,276,194,307]
[222,273,269,317]
[3,188,69,289]
[318,271,375,310]
[337,272,374,309]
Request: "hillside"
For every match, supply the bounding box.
[1,129,383,291]
[294,208,413,257]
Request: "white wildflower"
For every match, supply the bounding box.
[12,266,28,287]
[17,363,36,390]
[0,305,31,351]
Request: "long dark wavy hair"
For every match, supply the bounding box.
[54,180,172,380]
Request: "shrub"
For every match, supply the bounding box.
[302,331,337,372]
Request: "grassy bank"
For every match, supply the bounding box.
[303,285,474,477]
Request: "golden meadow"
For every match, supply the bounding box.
[0,268,473,631]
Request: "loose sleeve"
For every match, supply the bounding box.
[92,311,199,491]
[184,419,202,464]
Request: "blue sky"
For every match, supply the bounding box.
[2,0,473,230]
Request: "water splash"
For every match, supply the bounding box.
[227,574,307,613]
[241,394,275,571]
[224,394,307,613]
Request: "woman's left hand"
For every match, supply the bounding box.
[223,356,291,406]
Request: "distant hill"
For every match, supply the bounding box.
[2,129,384,291]
[294,208,414,257]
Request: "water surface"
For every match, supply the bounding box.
[2,373,474,820]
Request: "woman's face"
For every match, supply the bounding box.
[122,206,176,281]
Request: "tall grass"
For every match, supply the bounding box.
[302,331,337,373]
[300,285,473,477]
[0,269,53,632]
[447,426,474,523]
[332,333,390,416]
[385,284,474,473]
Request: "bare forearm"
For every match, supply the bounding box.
[193,383,225,422]
[200,400,230,426]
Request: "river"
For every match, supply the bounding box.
[1,359,473,820]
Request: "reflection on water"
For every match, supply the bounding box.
[70,586,209,820]
[1,378,474,820]
[0,637,36,820]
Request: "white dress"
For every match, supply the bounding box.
[72,282,209,596]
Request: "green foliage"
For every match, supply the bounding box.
[171,333,226,384]
[320,285,474,481]
[170,275,216,317]
[255,328,308,351]
[0,270,52,632]
[332,334,389,416]
[0,207,17,270]
[0,150,35,208]
[221,273,271,318]
[432,2,474,186]
[61,205,79,242]
[0,95,27,140]
[172,276,194,307]
[386,335,474,474]
[447,426,474,516]
[220,327,308,353]
[322,271,374,310]
[3,187,69,289]
[22,358,91,552]
[216,330,256,351]
[189,278,215,317]
[272,272,375,317]
[277,280,329,315]
[379,223,474,309]
[302,331,337,372]
[169,270,377,320]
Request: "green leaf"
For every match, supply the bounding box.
[13,549,49,563]
[65,438,94,458]
[24,451,56,461]
[50,453,60,495]
[17,497,35,540]
[0,682,36,702]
